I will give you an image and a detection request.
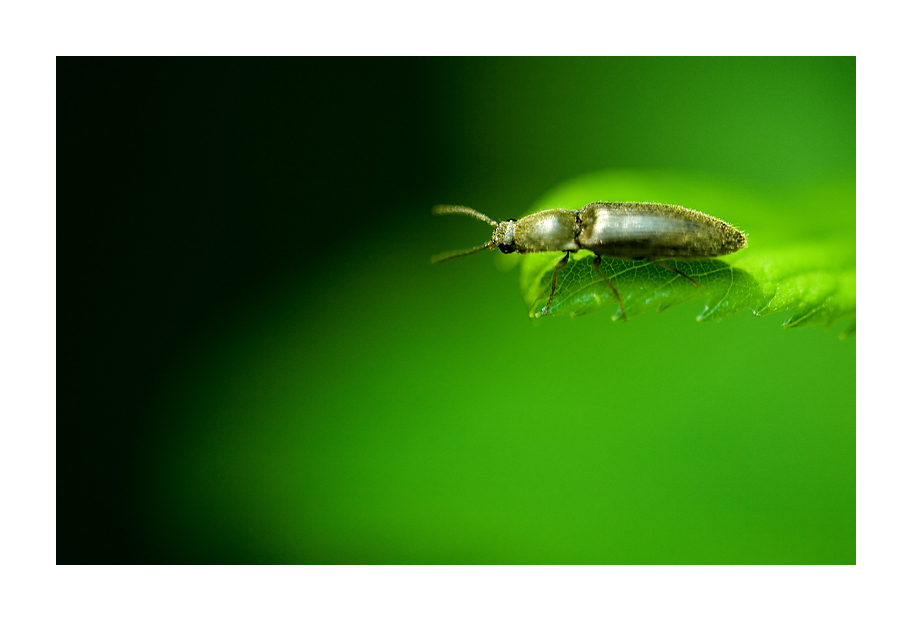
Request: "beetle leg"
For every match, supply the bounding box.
[648,258,703,289]
[544,252,570,313]
[592,255,627,322]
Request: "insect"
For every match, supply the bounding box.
[432,202,747,321]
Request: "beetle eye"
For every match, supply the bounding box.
[498,244,515,254]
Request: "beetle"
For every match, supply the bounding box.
[432,202,747,321]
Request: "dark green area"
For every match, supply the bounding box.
[59,57,855,564]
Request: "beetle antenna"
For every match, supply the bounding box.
[432,205,498,227]
[431,242,495,264]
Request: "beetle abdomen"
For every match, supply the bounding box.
[576,202,746,259]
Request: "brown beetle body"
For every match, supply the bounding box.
[432,202,747,320]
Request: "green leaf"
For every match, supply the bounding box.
[518,170,855,333]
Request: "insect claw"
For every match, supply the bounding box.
[649,258,702,289]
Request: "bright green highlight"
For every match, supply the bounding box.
[519,170,855,336]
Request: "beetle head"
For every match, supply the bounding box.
[491,219,517,254]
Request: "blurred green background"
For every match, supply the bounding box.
[59,57,855,564]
